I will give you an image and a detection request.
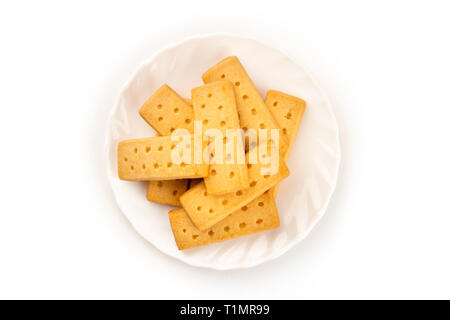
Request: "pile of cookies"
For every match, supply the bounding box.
[117,56,306,250]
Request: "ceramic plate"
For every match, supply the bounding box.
[105,33,340,270]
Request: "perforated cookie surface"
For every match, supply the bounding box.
[169,191,279,250]
[146,179,189,206]
[180,155,289,230]
[202,56,288,153]
[139,84,194,135]
[118,135,208,181]
[192,81,248,195]
[265,90,306,159]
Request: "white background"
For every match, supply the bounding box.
[0,0,449,299]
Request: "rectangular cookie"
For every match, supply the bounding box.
[169,191,279,250]
[117,135,208,181]
[265,90,306,196]
[146,179,189,206]
[202,56,288,153]
[191,81,248,195]
[265,90,306,160]
[139,84,194,135]
[179,155,289,230]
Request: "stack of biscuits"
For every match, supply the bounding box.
[117,56,306,250]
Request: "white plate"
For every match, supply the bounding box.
[105,33,340,270]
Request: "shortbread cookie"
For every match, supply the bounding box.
[139,84,194,135]
[117,135,208,181]
[192,81,248,195]
[202,56,287,153]
[146,179,189,206]
[169,191,279,250]
[180,155,289,230]
[265,90,306,195]
[265,90,306,159]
